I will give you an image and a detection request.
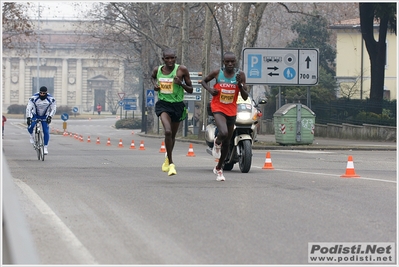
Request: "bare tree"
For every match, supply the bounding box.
[2,2,35,55]
[359,3,396,114]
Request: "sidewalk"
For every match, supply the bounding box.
[253,134,397,151]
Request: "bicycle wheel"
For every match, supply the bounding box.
[35,128,41,160]
[38,128,45,161]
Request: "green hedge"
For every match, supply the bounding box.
[7,104,73,115]
[7,104,25,114]
[115,118,142,129]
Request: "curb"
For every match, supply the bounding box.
[137,134,396,151]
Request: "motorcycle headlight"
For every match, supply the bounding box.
[237,112,251,121]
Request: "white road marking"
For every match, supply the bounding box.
[252,167,396,184]
[14,179,98,264]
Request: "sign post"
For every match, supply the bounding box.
[72,107,78,118]
[61,113,69,131]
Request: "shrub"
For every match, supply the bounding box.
[7,104,25,114]
[354,111,395,126]
[55,106,72,115]
[115,118,142,129]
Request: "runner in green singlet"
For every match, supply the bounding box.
[151,48,193,176]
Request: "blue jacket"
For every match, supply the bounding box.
[26,93,57,118]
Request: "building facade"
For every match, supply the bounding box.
[330,18,397,100]
[2,19,126,114]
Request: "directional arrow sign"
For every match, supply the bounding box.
[242,48,319,85]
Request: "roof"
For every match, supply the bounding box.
[329,18,380,29]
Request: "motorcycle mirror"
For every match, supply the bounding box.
[258,98,267,105]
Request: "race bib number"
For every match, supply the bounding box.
[159,78,173,94]
[219,89,235,104]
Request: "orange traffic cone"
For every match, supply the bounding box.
[87,136,91,143]
[131,131,135,135]
[130,140,136,149]
[341,155,360,178]
[159,141,166,153]
[96,137,100,144]
[262,152,274,169]
[106,138,111,146]
[118,139,124,148]
[139,140,145,150]
[186,143,196,157]
[80,135,84,142]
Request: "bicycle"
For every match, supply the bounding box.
[33,118,45,161]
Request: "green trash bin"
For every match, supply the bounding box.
[273,103,316,145]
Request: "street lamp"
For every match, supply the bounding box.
[36,3,40,92]
[205,3,223,66]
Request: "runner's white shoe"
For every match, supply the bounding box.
[44,146,48,155]
[213,167,225,181]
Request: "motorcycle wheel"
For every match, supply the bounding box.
[238,139,252,173]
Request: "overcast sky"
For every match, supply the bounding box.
[27,1,95,19]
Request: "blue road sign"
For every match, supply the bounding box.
[61,113,69,121]
[247,54,262,79]
[146,89,155,98]
[118,101,123,106]
[146,89,155,107]
[72,107,78,113]
[284,67,296,80]
[124,98,137,110]
[146,98,154,107]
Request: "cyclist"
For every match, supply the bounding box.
[26,86,57,155]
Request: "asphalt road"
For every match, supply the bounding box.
[2,118,397,265]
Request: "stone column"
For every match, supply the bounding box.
[4,58,11,106]
[62,59,68,105]
[19,58,25,104]
[76,59,82,104]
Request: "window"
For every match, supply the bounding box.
[32,78,54,95]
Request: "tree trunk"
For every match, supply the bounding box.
[231,3,251,63]
[181,3,190,65]
[359,3,387,114]
[245,3,268,48]
[198,3,214,139]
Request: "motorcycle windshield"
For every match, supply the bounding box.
[237,103,252,113]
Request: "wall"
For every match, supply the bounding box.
[2,20,124,114]
[332,20,397,100]
[261,119,396,142]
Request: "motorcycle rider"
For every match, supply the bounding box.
[201,51,248,181]
[26,86,57,155]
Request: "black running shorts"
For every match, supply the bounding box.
[155,100,187,122]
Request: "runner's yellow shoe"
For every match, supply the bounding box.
[162,157,169,172]
[168,163,177,176]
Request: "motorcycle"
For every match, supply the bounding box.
[205,95,267,173]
